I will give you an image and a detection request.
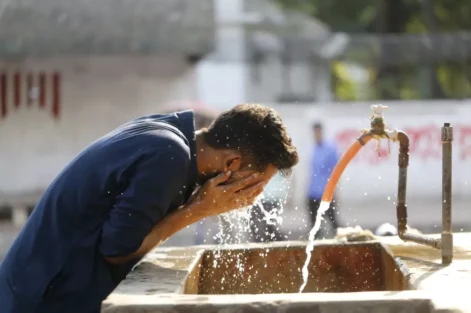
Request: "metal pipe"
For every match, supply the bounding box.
[441,123,453,264]
[324,105,454,264]
[352,106,454,264]
[400,232,440,249]
[396,131,409,235]
[395,130,449,260]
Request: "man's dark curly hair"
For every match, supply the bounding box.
[203,103,299,176]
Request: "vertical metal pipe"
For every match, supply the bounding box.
[397,168,408,234]
[441,123,453,264]
[396,132,410,235]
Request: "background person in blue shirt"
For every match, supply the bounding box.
[0,103,299,313]
[307,122,341,239]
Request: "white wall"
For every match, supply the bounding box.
[196,0,248,105]
[271,101,471,209]
[197,0,332,107]
[0,56,197,194]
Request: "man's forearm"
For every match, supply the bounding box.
[105,202,206,264]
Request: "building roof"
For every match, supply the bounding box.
[0,0,215,58]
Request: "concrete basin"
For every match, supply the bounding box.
[103,233,471,313]
[185,243,408,294]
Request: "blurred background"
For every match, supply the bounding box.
[1,0,471,259]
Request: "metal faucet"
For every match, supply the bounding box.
[365,105,454,264]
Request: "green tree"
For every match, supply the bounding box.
[275,0,471,100]
[274,0,376,32]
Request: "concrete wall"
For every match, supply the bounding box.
[270,101,471,209]
[0,56,197,194]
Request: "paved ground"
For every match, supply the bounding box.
[1,198,470,261]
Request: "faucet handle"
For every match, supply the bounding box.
[370,104,388,118]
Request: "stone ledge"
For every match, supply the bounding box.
[103,233,471,312]
[103,291,434,313]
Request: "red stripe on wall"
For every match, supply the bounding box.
[13,72,21,108]
[39,72,46,108]
[26,73,33,106]
[1,72,7,118]
[52,72,61,119]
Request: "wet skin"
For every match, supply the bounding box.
[223,164,278,196]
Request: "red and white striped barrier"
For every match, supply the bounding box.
[0,71,61,120]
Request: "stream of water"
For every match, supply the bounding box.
[299,200,331,293]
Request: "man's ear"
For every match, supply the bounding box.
[223,153,242,172]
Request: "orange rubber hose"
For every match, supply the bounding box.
[321,134,372,202]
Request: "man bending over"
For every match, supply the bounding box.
[0,103,299,313]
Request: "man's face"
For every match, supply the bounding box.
[223,164,278,190]
[196,148,277,188]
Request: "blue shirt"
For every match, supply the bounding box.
[307,141,339,200]
[0,110,198,313]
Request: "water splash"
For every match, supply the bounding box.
[215,193,266,244]
[299,201,331,293]
[259,201,283,227]
[208,176,292,294]
[205,175,292,246]
[199,177,294,293]
[252,176,292,241]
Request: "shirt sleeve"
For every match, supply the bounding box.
[99,151,189,258]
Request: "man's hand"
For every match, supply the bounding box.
[104,171,266,265]
[190,171,266,217]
